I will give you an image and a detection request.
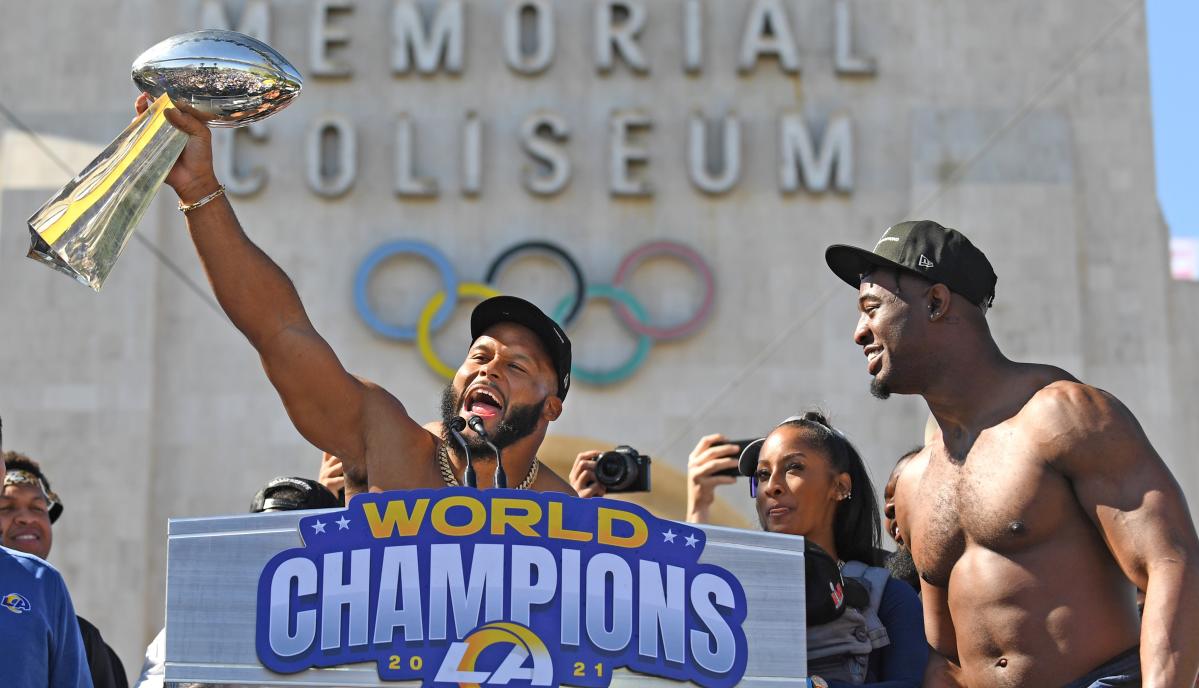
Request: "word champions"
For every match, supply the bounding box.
[256,489,749,687]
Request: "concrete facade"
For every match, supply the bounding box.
[0,0,1194,678]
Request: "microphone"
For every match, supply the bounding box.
[467,415,507,488]
[448,417,476,487]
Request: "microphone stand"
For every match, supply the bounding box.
[467,415,507,488]
[448,417,476,487]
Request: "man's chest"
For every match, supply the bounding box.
[908,435,1071,585]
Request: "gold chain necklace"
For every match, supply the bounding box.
[438,442,539,490]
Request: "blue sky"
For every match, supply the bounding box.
[1147,0,1198,239]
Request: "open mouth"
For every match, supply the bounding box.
[463,385,504,419]
[9,532,40,543]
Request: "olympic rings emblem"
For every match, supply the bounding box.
[354,239,715,385]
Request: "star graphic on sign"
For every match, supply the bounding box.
[311,520,327,535]
[662,529,677,543]
[336,516,351,530]
[684,533,699,548]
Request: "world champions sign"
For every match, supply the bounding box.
[255,490,749,686]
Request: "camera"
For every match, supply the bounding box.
[594,445,651,493]
[714,439,758,478]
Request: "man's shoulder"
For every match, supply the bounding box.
[533,464,577,496]
[1022,377,1124,432]
[360,422,442,490]
[0,545,65,583]
[0,548,70,626]
[1018,377,1151,473]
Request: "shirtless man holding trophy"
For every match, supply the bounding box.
[140,90,576,498]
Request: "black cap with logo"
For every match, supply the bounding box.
[824,220,997,307]
[250,477,342,513]
[471,295,572,401]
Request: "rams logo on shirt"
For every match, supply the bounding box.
[2,593,31,614]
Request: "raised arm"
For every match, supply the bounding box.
[686,434,740,524]
[1045,382,1199,688]
[143,95,422,468]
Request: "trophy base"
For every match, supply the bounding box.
[26,231,91,287]
[25,95,186,291]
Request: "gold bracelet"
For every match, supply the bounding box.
[178,184,226,213]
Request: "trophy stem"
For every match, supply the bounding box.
[26,95,189,291]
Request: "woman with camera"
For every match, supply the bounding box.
[688,412,927,688]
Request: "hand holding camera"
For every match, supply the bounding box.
[570,446,653,497]
[570,450,607,498]
[686,434,749,524]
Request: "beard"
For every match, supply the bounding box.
[885,547,921,591]
[870,376,891,400]
[439,384,547,458]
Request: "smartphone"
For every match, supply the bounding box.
[713,438,757,478]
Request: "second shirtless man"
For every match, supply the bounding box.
[826,221,1199,687]
[146,95,575,498]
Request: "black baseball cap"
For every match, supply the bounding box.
[250,477,342,513]
[825,220,997,307]
[470,295,572,401]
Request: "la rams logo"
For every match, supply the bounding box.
[435,621,553,687]
[2,593,31,614]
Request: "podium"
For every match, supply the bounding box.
[165,490,807,686]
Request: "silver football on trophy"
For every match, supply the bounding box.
[131,30,302,126]
[27,30,303,290]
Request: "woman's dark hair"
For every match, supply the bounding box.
[781,411,882,565]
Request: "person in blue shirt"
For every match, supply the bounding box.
[0,431,92,688]
[1,453,126,688]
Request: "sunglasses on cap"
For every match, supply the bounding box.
[3,469,64,523]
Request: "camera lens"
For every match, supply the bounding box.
[595,450,636,490]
